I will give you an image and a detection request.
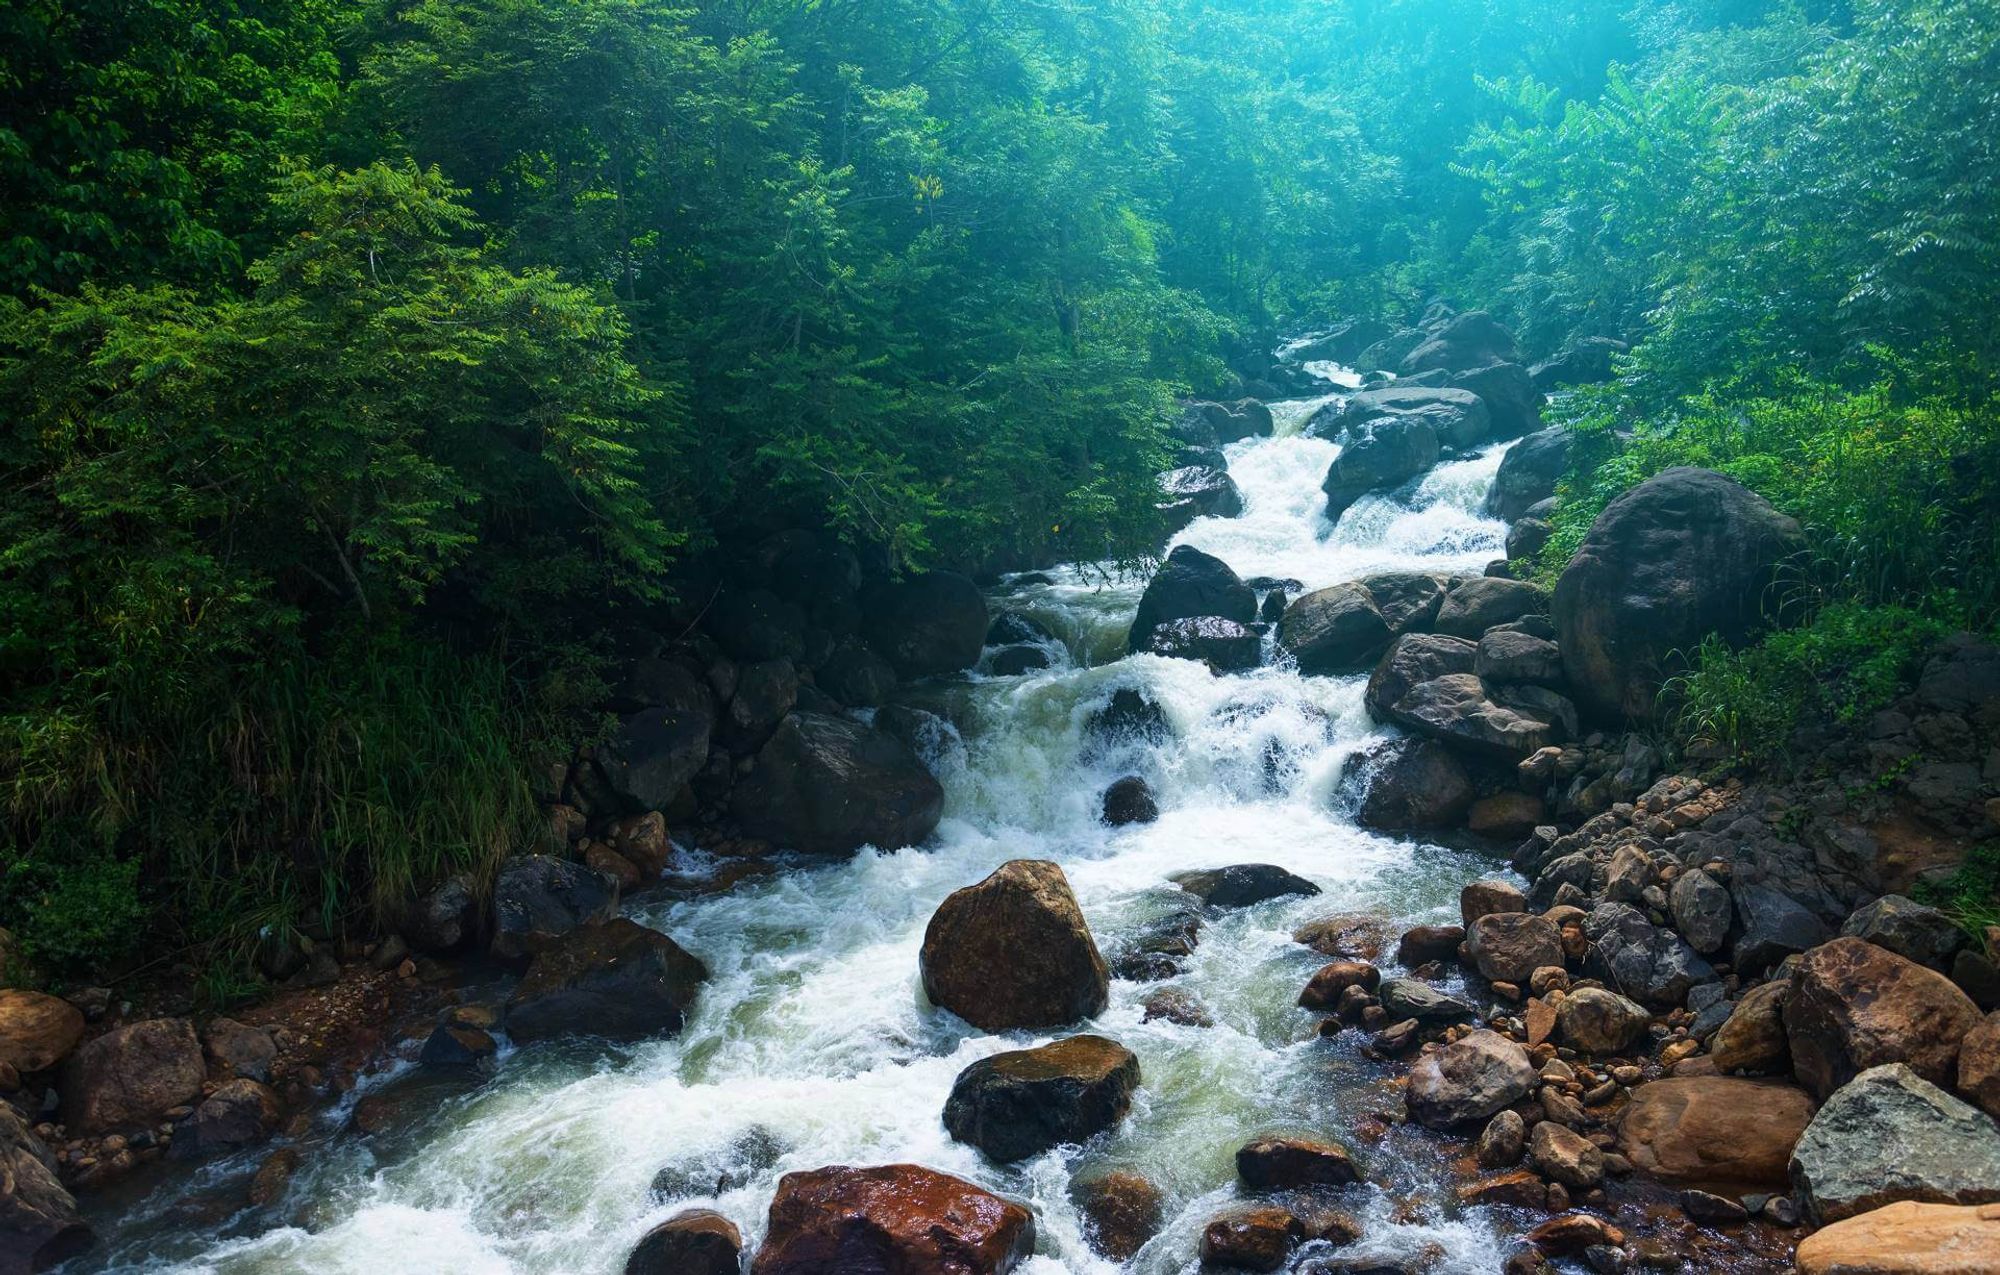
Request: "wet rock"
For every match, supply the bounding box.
[1452,362,1542,439]
[1433,578,1548,639]
[1477,1109,1527,1167]
[1467,912,1564,984]
[1679,1190,1749,1226]
[1075,1170,1163,1262]
[1141,615,1262,671]
[1388,674,1569,761]
[505,918,708,1044]
[1462,1170,1546,1211]
[1469,793,1546,838]
[1088,688,1171,745]
[1555,468,1806,722]
[1557,987,1651,1056]
[1791,1064,2000,1223]
[1785,937,1983,1101]
[1530,1120,1604,1190]
[0,991,83,1075]
[420,1022,498,1068]
[1321,417,1442,519]
[489,854,619,965]
[1710,980,1790,1075]
[1101,776,1159,826]
[921,860,1110,1031]
[626,1208,741,1275]
[1,1105,91,1275]
[1406,1028,1534,1128]
[1281,582,1393,675]
[61,1017,205,1134]
[1363,633,1477,720]
[1201,1205,1302,1272]
[1731,883,1832,975]
[1523,1212,1625,1258]
[1585,902,1716,1009]
[942,1035,1139,1163]
[1396,925,1465,967]
[1668,869,1733,956]
[861,571,988,678]
[751,1163,1034,1275]
[1486,428,1573,522]
[732,713,944,855]
[1299,962,1382,1010]
[1129,545,1255,652]
[1160,465,1245,532]
[182,1079,280,1156]
[1172,864,1319,909]
[1316,385,1492,450]
[1357,739,1474,831]
[987,644,1051,676]
[1793,1201,2000,1275]
[1841,895,1967,971]
[1617,1077,1815,1188]
[1141,988,1212,1027]
[1379,977,1475,1023]
[1295,914,1389,961]
[1461,880,1527,925]
[1235,1135,1361,1190]
[247,1145,299,1207]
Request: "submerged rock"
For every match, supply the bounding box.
[942,1035,1140,1163]
[1172,864,1320,908]
[1075,1170,1164,1262]
[921,860,1110,1031]
[750,1164,1034,1275]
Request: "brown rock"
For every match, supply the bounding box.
[1524,1212,1625,1257]
[941,1035,1139,1163]
[247,1146,299,1207]
[1458,1170,1546,1210]
[1524,997,1558,1047]
[185,1079,280,1155]
[609,810,674,877]
[1476,1109,1526,1167]
[61,1018,205,1134]
[1294,914,1388,961]
[1461,879,1528,925]
[1468,792,1547,839]
[750,1164,1033,1275]
[1529,1120,1604,1189]
[0,991,83,1075]
[920,860,1109,1032]
[1140,988,1212,1027]
[1200,1205,1301,1272]
[202,1018,277,1082]
[1298,962,1381,1010]
[1467,913,1563,983]
[1406,1029,1535,1128]
[1710,979,1790,1075]
[1786,938,1983,1100]
[584,842,643,890]
[1617,1077,1815,1189]
[626,1208,741,1275]
[1397,924,1465,967]
[1,1105,91,1274]
[505,918,708,1044]
[1794,1201,2000,1275]
[1556,987,1651,1056]
[1234,1135,1360,1190]
[1956,1012,2000,1120]
[1076,1170,1162,1262]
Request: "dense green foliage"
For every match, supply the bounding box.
[4,0,1998,978]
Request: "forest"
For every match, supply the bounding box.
[3,0,1997,987]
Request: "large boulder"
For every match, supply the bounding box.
[705,588,806,662]
[1790,1064,2000,1223]
[1128,545,1255,651]
[1321,417,1440,518]
[1406,1029,1535,1128]
[1311,386,1491,450]
[597,661,715,811]
[1387,673,1571,761]
[0,991,83,1075]
[490,853,619,964]
[750,1164,1034,1275]
[1485,428,1572,522]
[1842,895,1968,972]
[1235,1135,1362,1190]
[1,1106,90,1275]
[1451,363,1542,439]
[1379,976,1476,1023]
[1475,628,1562,686]
[817,638,898,708]
[1356,739,1474,831]
[1530,337,1628,392]
[1280,583,1387,674]
[1076,1170,1164,1262]
[920,861,1110,1032]
[505,919,708,1044]
[1140,616,1261,672]
[1616,1076,1815,1188]
[1284,319,1392,366]
[1433,577,1548,638]
[1399,312,1520,375]
[717,658,798,754]
[942,1035,1140,1162]
[1731,882,1832,974]
[1466,912,1564,984]
[732,713,943,855]
[1795,1201,2000,1275]
[61,1017,205,1134]
[861,571,988,678]
[626,1209,741,1275]
[1172,864,1320,909]
[1959,1012,2000,1119]
[1159,465,1245,533]
[181,1078,281,1157]
[1555,468,1806,722]
[1785,937,1984,1101]
[1364,634,1476,720]
[1557,986,1652,1055]
[1585,902,1716,1009]
[1181,399,1275,444]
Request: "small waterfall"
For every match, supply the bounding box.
[75,366,1524,1275]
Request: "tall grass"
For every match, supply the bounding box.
[1,637,547,981]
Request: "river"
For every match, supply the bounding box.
[76,362,1530,1273]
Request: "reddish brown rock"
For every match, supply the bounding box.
[1200,1205,1301,1272]
[1075,1170,1163,1262]
[1529,1120,1603,1190]
[184,1079,281,1155]
[920,860,1110,1032]
[1786,938,1983,1101]
[1397,924,1465,967]
[1234,1135,1361,1190]
[750,1164,1033,1275]
[1298,962,1381,1010]
[61,1017,205,1134]
[0,991,83,1075]
[1458,1169,1546,1210]
[1460,879,1527,925]
[1525,1212,1625,1257]
[1467,912,1564,984]
[626,1208,741,1275]
[1955,1012,2000,1120]
[1794,1201,2000,1275]
[1616,1076,1815,1189]
[1710,979,1790,1075]
[941,1035,1139,1163]
[1294,914,1388,961]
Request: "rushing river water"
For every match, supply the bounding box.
[77,364,1529,1274]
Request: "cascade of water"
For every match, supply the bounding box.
[75,368,1524,1275]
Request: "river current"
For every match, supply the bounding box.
[79,363,1528,1273]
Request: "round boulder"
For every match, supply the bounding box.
[1356,739,1474,831]
[61,1018,205,1135]
[1556,987,1651,1055]
[920,860,1110,1032]
[1617,1076,1815,1189]
[942,1035,1139,1163]
[1129,546,1255,651]
[1466,912,1564,984]
[1785,937,1983,1101]
[1101,776,1159,826]
[626,1208,741,1275]
[751,1164,1033,1275]
[1406,1029,1535,1128]
[0,991,83,1075]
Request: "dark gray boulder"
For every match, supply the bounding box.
[506,919,708,1044]
[861,571,988,677]
[705,588,807,662]
[817,638,898,708]
[1585,902,1716,1009]
[1356,739,1474,831]
[943,1035,1140,1163]
[1379,977,1477,1023]
[1475,628,1562,685]
[1730,883,1832,975]
[1173,865,1320,909]
[490,855,619,965]
[1279,582,1389,674]
[1141,616,1261,672]
[1434,577,1548,638]
[1,1106,90,1275]
[1102,776,1159,826]
[1669,868,1734,956]
[1399,312,1520,376]
[717,658,798,754]
[731,713,943,854]
[596,660,714,811]
[1129,545,1255,651]
[1387,674,1573,761]
[1159,465,1245,533]
[1321,417,1441,518]
[1485,428,1572,523]
[1841,895,1968,971]
[1450,363,1542,440]
[1310,386,1491,451]
[1790,1063,2000,1223]
[1555,468,1806,722]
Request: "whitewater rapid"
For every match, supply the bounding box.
[76,371,1524,1274]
